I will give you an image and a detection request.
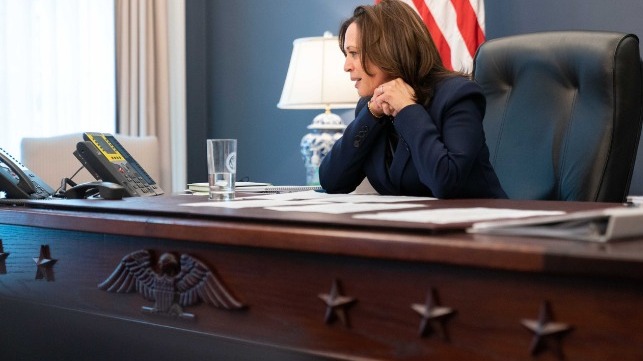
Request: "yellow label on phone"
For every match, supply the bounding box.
[84,133,126,162]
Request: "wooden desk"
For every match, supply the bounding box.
[0,195,642,360]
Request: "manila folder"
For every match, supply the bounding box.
[468,206,643,242]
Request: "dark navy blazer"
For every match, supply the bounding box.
[319,76,507,199]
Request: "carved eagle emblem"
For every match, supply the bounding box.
[98,250,245,319]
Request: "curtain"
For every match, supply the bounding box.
[115,0,186,192]
[0,0,115,158]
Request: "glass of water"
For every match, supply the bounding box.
[207,139,236,201]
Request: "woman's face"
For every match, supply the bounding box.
[343,22,392,97]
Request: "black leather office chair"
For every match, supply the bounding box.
[473,31,643,202]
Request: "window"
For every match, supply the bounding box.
[0,0,115,158]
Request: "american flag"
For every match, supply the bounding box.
[378,0,485,73]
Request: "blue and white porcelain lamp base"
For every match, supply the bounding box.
[300,109,345,186]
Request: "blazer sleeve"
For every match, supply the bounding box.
[393,78,487,198]
[319,97,387,193]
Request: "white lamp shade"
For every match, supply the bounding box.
[277,32,360,110]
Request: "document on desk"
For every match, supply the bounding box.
[241,192,432,213]
[180,199,329,209]
[353,207,565,224]
[240,191,435,203]
[236,190,340,201]
[187,181,272,194]
[264,202,426,214]
[468,206,643,242]
[180,192,433,212]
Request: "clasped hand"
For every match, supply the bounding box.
[370,78,416,118]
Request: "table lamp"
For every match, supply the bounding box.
[278,32,360,185]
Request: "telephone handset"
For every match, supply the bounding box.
[74,132,163,197]
[0,147,55,199]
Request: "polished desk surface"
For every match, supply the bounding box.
[0,194,642,360]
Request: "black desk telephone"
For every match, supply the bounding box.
[0,133,162,200]
[74,132,163,197]
[0,147,55,199]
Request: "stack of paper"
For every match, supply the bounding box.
[187,182,273,195]
[468,206,643,242]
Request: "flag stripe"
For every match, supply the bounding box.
[392,0,485,72]
[411,0,453,70]
[425,0,471,71]
[467,0,485,33]
[450,0,485,58]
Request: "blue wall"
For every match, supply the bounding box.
[187,0,643,190]
[186,0,363,185]
[485,0,643,39]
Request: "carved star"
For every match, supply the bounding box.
[521,301,572,359]
[0,239,8,260]
[33,245,57,281]
[411,288,456,340]
[33,245,57,267]
[318,279,356,327]
[0,240,7,275]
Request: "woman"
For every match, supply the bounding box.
[319,0,507,199]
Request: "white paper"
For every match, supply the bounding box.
[188,181,272,188]
[318,194,435,203]
[242,191,434,203]
[180,199,327,209]
[353,207,565,224]
[265,202,426,214]
[237,190,335,201]
[469,206,643,242]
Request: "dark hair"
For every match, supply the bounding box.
[338,0,460,106]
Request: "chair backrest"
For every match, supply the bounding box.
[20,133,161,191]
[473,31,643,202]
